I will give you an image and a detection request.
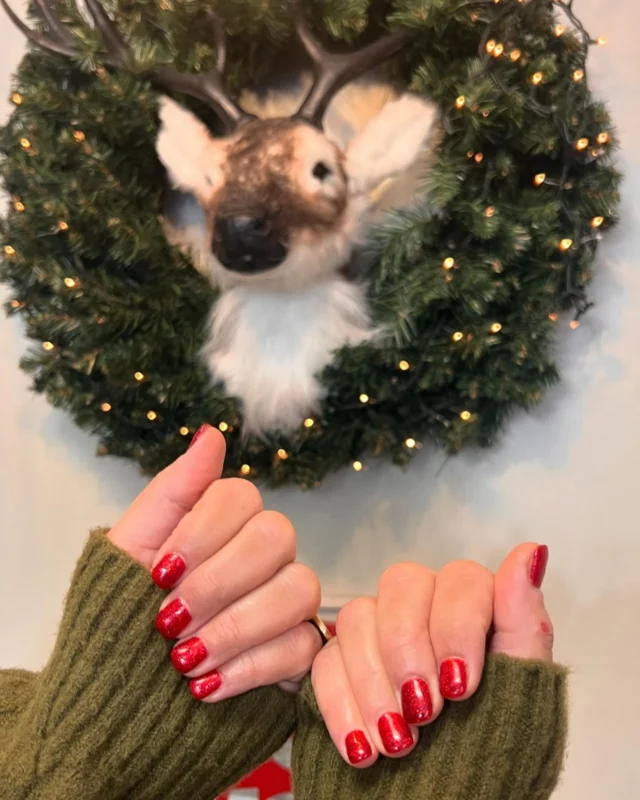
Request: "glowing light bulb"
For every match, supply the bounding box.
[57,221,69,231]
[597,132,610,144]
[240,464,251,475]
[549,312,559,322]
[455,96,466,109]
[591,216,604,228]
[10,300,21,309]
[147,410,157,421]
[101,402,112,412]
[559,238,573,251]
[597,36,607,46]
[493,43,504,57]
[179,427,190,436]
[570,320,580,329]
[359,393,370,404]
[486,39,496,54]
[304,418,315,428]
[485,206,495,218]
[14,201,25,212]
[42,341,55,351]
[134,371,145,381]
[510,49,522,61]
[73,130,86,142]
[531,72,543,85]
[443,257,455,270]
[490,322,503,334]
[64,277,77,288]
[573,68,585,82]
[474,153,484,163]
[277,449,289,460]
[352,461,363,472]
[534,173,546,186]
[398,360,410,371]
[452,331,464,342]
[554,24,565,36]
[19,138,30,150]
[11,92,22,105]
[405,438,417,449]
[4,245,15,256]
[575,138,589,151]
[460,410,472,421]
[218,421,229,432]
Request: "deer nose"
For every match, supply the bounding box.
[213,215,288,274]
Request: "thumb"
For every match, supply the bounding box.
[489,543,554,662]
[108,424,226,568]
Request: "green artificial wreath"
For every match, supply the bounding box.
[0,0,621,488]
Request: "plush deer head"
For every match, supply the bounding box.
[4,0,435,292]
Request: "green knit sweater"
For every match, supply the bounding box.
[0,533,568,800]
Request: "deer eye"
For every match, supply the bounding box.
[312,161,332,181]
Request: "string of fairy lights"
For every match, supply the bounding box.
[1,0,613,480]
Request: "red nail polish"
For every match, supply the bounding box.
[155,598,192,639]
[151,553,186,590]
[530,545,549,589]
[189,423,212,450]
[171,637,208,674]
[401,677,433,724]
[345,730,372,764]
[377,712,413,754]
[440,658,467,699]
[189,670,222,700]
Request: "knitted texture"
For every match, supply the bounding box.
[0,531,296,800]
[293,655,568,800]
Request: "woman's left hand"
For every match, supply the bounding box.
[108,424,323,702]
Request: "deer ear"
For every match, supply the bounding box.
[345,94,437,196]
[156,97,222,198]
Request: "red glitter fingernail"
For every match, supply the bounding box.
[151,553,186,590]
[377,712,413,754]
[345,730,372,764]
[401,677,433,724]
[190,670,222,700]
[171,637,208,674]
[529,545,549,589]
[440,658,467,699]
[155,598,192,639]
[189,423,212,450]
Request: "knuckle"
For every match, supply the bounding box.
[251,510,297,562]
[215,606,245,651]
[336,596,376,637]
[311,637,341,679]
[285,563,321,615]
[218,478,264,515]
[378,562,435,594]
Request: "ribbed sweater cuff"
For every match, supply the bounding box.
[293,654,568,800]
[0,531,296,800]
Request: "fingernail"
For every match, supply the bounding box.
[377,712,413,754]
[189,669,222,700]
[155,598,192,639]
[151,553,186,590]
[345,730,373,764]
[440,658,467,699]
[401,677,433,724]
[189,423,212,450]
[171,637,208,674]
[530,544,549,589]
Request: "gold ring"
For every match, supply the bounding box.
[308,615,333,646]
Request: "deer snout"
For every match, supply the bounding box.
[213,214,288,274]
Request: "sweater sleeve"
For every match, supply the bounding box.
[0,531,296,800]
[292,655,568,800]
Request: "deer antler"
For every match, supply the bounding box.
[292,1,413,127]
[0,0,251,131]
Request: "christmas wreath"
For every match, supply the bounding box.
[0,0,620,488]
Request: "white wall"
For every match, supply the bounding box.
[1,2,638,797]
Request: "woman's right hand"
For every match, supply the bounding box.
[108,424,323,702]
[312,543,553,766]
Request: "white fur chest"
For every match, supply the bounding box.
[203,279,373,434]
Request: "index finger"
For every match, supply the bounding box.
[108,425,226,567]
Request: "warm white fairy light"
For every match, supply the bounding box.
[534,173,546,187]
[510,49,521,61]
[359,393,370,404]
[570,320,580,330]
[575,137,589,151]
[573,68,585,82]
[352,461,363,472]
[304,418,315,428]
[241,464,251,475]
[597,132,610,144]
[405,438,417,449]
[591,216,605,228]
[455,96,466,109]
[452,331,464,342]
[218,421,229,432]
[134,371,145,381]
[179,426,190,436]
[460,410,472,421]
[531,72,544,85]
[398,360,410,371]
[277,448,289,460]
[42,341,55,351]
[443,257,455,270]
[490,322,503,334]
[101,402,112,412]
[147,410,157,421]
[559,238,573,251]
